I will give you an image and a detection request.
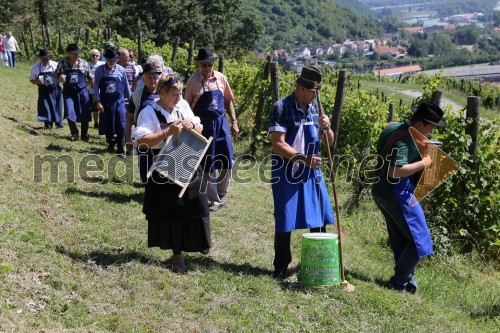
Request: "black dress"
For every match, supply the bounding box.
[143,156,211,253]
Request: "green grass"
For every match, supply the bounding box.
[1,63,499,332]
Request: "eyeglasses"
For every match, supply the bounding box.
[91,55,100,57]
[200,63,214,68]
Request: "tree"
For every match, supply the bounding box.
[231,12,264,52]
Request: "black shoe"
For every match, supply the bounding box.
[81,134,90,142]
[56,124,64,129]
[70,135,79,142]
[200,249,209,255]
[107,144,115,153]
[384,280,406,293]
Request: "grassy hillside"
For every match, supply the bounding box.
[0,64,499,332]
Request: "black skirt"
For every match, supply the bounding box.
[143,167,210,252]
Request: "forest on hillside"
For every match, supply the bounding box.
[0,0,384,53]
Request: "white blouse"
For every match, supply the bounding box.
[132,99,202,149]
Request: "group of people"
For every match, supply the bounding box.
[0,31,22,67]
[28,43,445,292]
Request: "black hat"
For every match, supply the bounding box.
[297,66,322,90]
[37,49,52,58]
[140,62,162,75]
[66,43,82,54]
[413,100,446,127]
[103,48,119,60]
[195,49,217,63]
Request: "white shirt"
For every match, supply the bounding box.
[88,61,105,94]
[4,36,18,52]
[132,99,202,149]
[29,60,59,80]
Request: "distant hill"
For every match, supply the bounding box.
[245,0,384,51]
[333,0,376,17]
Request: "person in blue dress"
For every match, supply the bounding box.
[93,48,131,157]
[268,66,335,279]
[29,49,63,129]
[372,100,445,294]
[55,43,93,141]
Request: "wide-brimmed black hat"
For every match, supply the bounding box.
[37,49,52,58]
[413,100,446,127]
[66,43,82,54]
[297,65,322,90]
[140,63,162,75]
[103,48,119,60]
[195,49,217,63]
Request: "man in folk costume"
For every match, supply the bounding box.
[29,49,63,129]
[55,43,94,141]
[372,101,445,293]
[94,48,132,157]
[185,49,239,212]
[269,66,335,279]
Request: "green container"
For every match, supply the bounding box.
[299,233,341,286]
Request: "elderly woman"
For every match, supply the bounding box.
[88,49,105,129]
[132,73,210,273]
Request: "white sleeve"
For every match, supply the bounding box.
[131,106,158,143]
[29,63,40,81]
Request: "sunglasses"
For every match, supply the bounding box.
[91,55,100,57]
[167,76,183,85]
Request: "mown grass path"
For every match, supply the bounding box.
[0,64,498,332]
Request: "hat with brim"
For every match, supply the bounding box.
[103,48,120,60]
[67,43,82,54]
[413,100,446,127]
[37,49,52,58]
[297,65,322,90]
[140,63,162,75]
[195,49,218,63]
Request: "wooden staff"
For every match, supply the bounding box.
[317,93,355,292]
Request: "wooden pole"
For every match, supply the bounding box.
[96,28,101,49]
[317,93,355,292]
[465,96,480,170]
[85,28,90,46]
[45,26,51,46]
[28,24,35,54]
[171,36,180,63]
[41,25,46,48]
[250,56,271,155]
[187,40,195,66]
[58,28,63,53]
[218,54,224,73]
[21,31,30,59]
[106,28,112,41]
[137,30,142,64]
[270,62,280,103]
[332,70,346,149]
[76,26,82,45]
[115,34,121,49]
[388,103,394,122]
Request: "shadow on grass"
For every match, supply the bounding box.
[3,115,42,136]
[64,186,143,204]
[469,303,500,319]
[188,255,273,277]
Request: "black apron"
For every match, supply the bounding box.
[37,63,63,124]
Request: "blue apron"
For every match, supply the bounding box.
[98,73,126,135]
[63,65,91,122]
[37,63,63,123]
[271,116,334,233]
[387,128,434,258]
[193,79,234,172]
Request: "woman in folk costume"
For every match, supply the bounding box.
[55,43,93,141]
[93,48,131,157]
[29,49,63,129]
[268,66,335,279]
[132,73,210,274]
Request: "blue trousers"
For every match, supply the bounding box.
[7,51,16,67]
[373,194,419,292]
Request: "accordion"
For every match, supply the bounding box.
[148,129,212,198]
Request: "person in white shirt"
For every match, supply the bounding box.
[0,34,9,67]
[88,49,105,129]
[3,31,21,68]
[29,49,63,129]
[132,73,210,274]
